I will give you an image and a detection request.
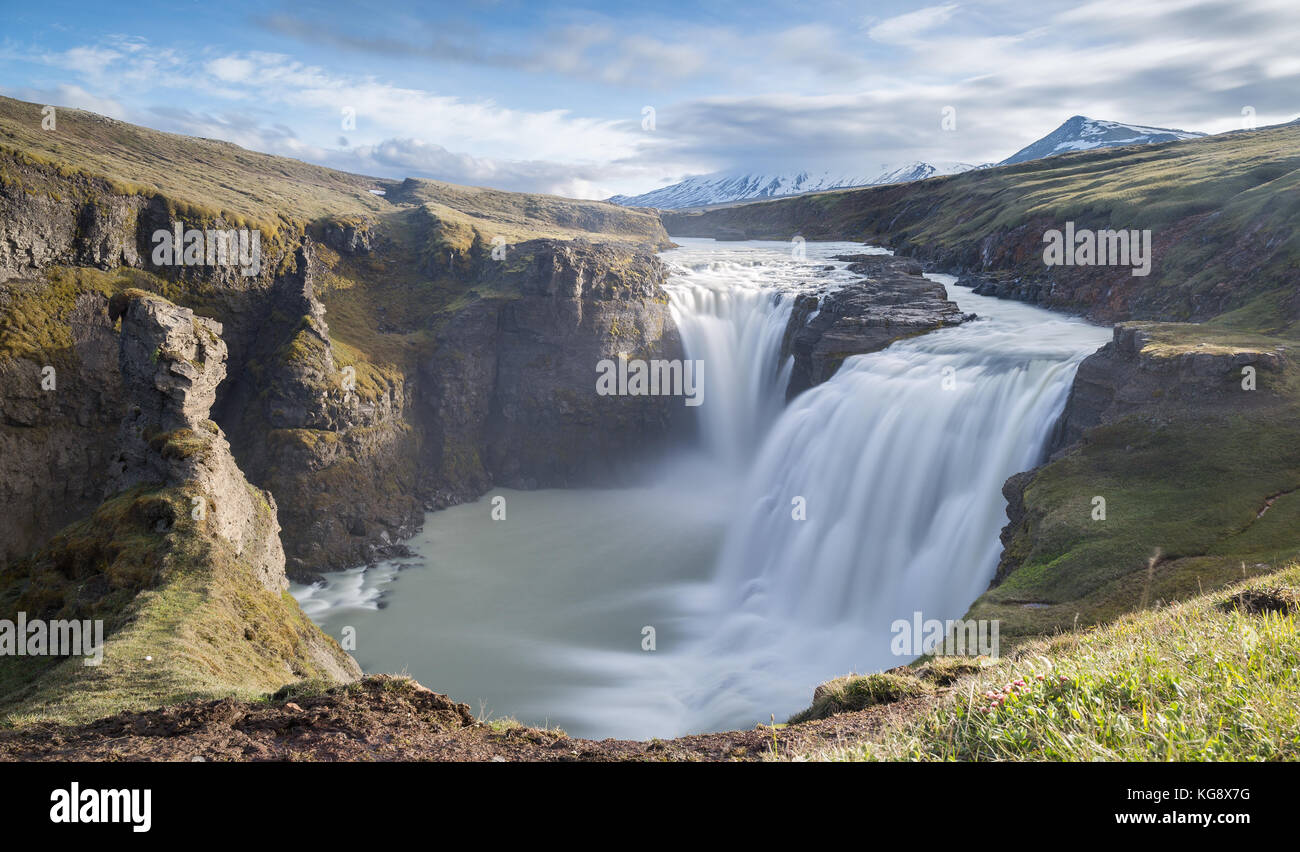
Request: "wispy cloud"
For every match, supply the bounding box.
[868,4,961,44]
[3,0,1296,198]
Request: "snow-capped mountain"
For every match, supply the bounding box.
[609,116,1207,209]
[608,162,980,209]
[998,116,1205,166]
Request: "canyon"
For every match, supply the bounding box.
[2,95,1298,749]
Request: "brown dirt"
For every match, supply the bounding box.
[0,675,924,762]
[1219,587,1299,616]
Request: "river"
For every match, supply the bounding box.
[292,238,1110,739]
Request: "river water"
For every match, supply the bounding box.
[292,238,1110,739]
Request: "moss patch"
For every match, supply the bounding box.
[0,481,355,727]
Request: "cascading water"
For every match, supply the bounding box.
[662,245,809,462]
[292,237,1110,740]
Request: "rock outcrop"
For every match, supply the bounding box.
[214,244,423,579]
[0,285,124,564]
[782,255,970,397]
[421,238,684,500]
[107,289,288,592]
[0,289,360,725]
[1048,323,1285,455]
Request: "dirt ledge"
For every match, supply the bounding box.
[0,675,927,762]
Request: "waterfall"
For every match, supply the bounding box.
[293,237,1110,740]
[661,240,879,464]
[713,318,1105,628]
[658,239,1111,730]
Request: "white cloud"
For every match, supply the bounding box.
[10,0,1298,198]
[206,57,255,82]
[869,4,960,44]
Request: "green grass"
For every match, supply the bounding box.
[821,565,1300,761]
[0,469,357,726]
[974,322,1300,641]
[0,266,186,363]
[0,93,666,249]
[788,671,935,723]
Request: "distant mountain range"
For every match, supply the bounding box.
[607,162,982,209]
[612,116,1207,209]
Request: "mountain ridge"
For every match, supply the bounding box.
[998,115,1206,166]
[608,161,982,209]
[613,115,1210,209]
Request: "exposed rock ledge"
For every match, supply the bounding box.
[994,321,1289,587]
[783,255,971,397]
[0,289,360,725]
[1047,323,1285,456]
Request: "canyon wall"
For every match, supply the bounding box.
[0,153,683,581]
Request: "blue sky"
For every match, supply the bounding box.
[2,0,1296,197]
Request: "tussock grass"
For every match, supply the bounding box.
[0,480,356,727]
[789,671,935,723]
[819,565,1300,761]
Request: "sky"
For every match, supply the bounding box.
[1,0,1297,199]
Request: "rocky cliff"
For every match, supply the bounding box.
[1046,323,1284,454]
[0,113,685,584]
[781,255,969,397]
[975,321,1299,638]
[422,239,683,500]
[0,290,359,723]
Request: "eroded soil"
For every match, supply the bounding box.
[0,675,922,762]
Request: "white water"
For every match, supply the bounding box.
[292,238,1109,739]
[661,241,882,462]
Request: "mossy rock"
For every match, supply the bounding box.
[788,671,934,724]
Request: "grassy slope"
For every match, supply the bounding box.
[0,472,356,726]
[0,94,666,247]
[819,567,1299,761]
[971,322,1300,640]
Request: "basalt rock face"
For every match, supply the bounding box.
[0,159,306,563]
[108,289,286,593]
[992,469,1036,586]
[0,289,361,725]
[215,243,423,580]
[0,174,142,280]
[0,165,285,295]
[1047,323,1285,456]
[0,156,686,582]
[782,255,970,397]
[420,239,685,501]
[0,288,124,564]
